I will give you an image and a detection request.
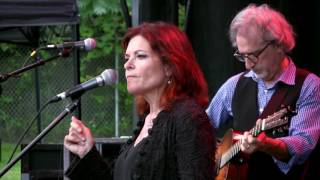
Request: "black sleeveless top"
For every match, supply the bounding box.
[114,138,147,180]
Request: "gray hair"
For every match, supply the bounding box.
[229,4,295,53]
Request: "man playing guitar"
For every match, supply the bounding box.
[206,4,320,180]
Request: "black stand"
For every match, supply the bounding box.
[0,138,1,161]
[0,49,70,83]
[0,100,79,178]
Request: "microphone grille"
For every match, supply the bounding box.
[84,38,96,51]
[101,69,118,85]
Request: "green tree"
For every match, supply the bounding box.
[77,0,133,137]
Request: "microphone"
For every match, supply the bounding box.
[46,38,96,51]
[49,69,117,103]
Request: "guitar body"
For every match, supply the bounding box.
[215,108,292,180]
[215,129,248,180]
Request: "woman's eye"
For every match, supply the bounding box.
[136,54,148,60]
[123,52,149,62]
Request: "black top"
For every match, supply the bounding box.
[113,139,146,180]
[65,97,216,180]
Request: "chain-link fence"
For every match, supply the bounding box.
[0,26,134,145]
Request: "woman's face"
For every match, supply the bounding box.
[124,35,170,97]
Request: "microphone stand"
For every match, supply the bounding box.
[0,99,79,178]
[0,48,70,83]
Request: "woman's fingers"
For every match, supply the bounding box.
[64,116,95,158]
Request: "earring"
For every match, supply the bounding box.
[167,79,172,84]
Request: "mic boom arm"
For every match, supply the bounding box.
[0,49,70,83]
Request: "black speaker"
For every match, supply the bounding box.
[20,139,128,180]
[95,137,128,165]
[63,137,128,180]
[21,144,63,180]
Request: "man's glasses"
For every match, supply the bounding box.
[234,42,273,63]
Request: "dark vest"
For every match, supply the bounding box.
[231,68,309,180]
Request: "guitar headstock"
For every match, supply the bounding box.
[260,106,296,131]
[280,105,297,116]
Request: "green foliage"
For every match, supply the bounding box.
[0,0,188,142]
[0,144,21,180]
[0,0,133,143]
[79,0,121,15]
[117,81,134,135]
[76,0,134,137]
[178,2,187,29]
[78,0,127,76]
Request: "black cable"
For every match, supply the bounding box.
[120,0,132,28]
[7,99,51,164]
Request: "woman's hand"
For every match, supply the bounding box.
[64,116,94,158]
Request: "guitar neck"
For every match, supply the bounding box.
[218,108,290,169]
[220,140,240,168]
[219,126,260,168]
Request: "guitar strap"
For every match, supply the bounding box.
[259,68,309,120]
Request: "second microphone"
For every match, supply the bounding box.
[49,69,118,103]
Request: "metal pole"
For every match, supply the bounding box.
[115,39,120,137]
[34,57,42,137]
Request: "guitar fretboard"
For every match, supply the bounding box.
[219,108,289,168]
[219,125,261,168]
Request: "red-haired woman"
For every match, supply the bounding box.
[64,22,216,180]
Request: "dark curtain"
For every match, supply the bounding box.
[132,0,178,26]
[273,0,320,77]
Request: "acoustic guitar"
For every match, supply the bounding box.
[215,107,294,180]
